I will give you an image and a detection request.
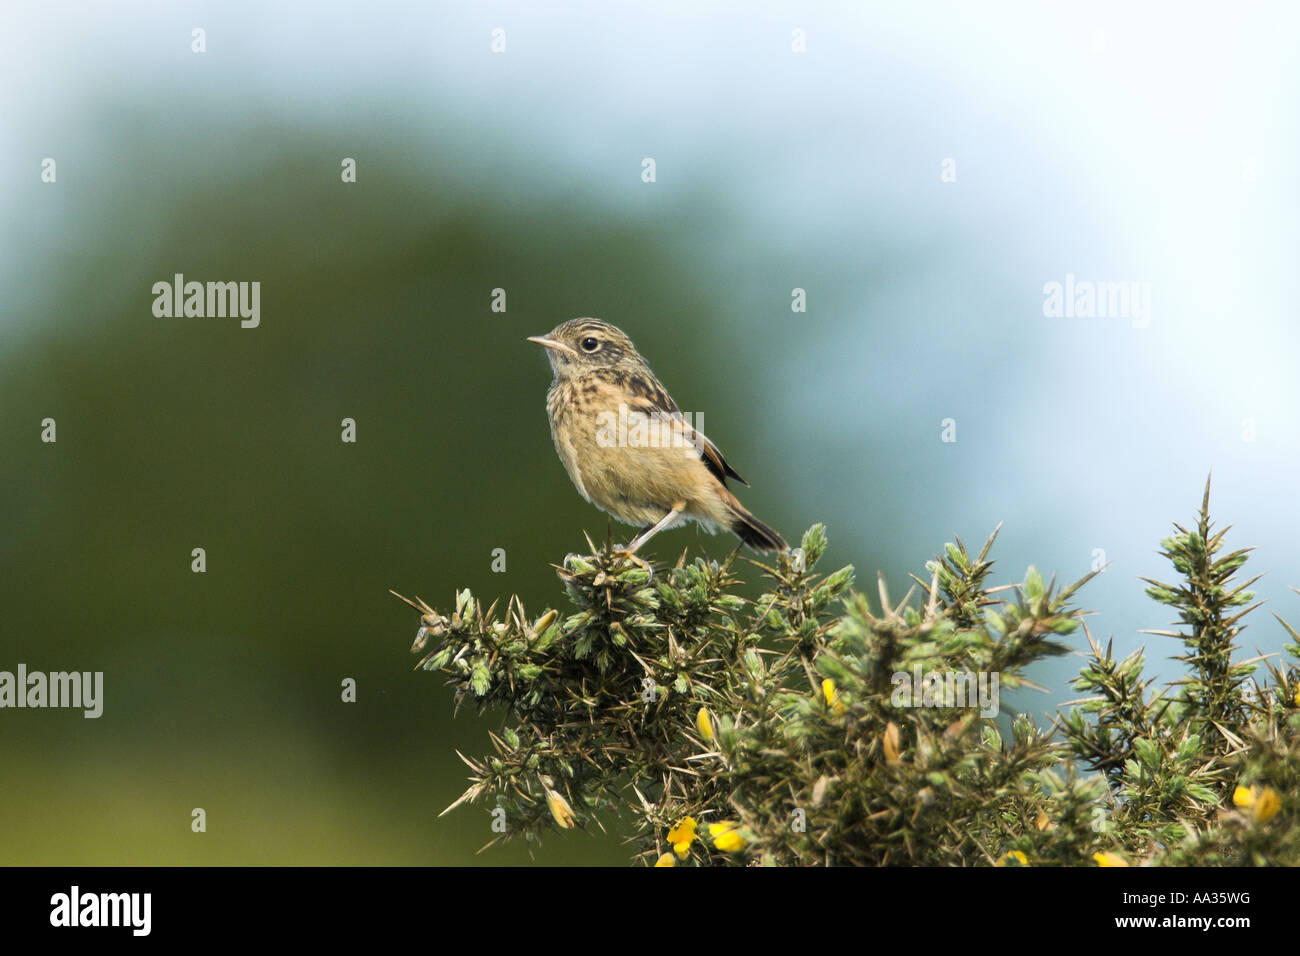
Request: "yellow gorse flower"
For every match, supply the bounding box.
[533,608,559,635]
[1093,851,1128,867]
[696,707,715,743]
[545,788,576,829]
[995,850,1029,867]
[1253,787,1281,824]
[667,816,697,858]
[883,721,902,765]
[822,679,846,716]
[1293,685,1300,708]
[709,821,748,853]
[654,852,676,867]
[1233,782,1281,823]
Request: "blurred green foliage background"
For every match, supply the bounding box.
[1,111,877,864]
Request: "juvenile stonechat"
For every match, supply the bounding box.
[528,318,787,554]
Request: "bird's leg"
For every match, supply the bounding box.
[624,502,686,555]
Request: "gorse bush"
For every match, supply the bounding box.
[395,479,1300,865]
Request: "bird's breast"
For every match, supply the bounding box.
[545,374,717,525]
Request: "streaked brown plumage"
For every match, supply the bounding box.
[528,318,787,553]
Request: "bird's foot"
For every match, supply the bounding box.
[609,547,655,579]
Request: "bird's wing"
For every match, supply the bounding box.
[626,373,751,488]
[691,425,751,488]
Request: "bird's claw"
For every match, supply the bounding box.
[610,548,655,579]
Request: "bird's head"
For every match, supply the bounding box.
[528,318,642,379]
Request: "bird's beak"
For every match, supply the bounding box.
[527,335,578,357]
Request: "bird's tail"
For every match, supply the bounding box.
[726,501,788,553]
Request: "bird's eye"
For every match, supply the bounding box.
[580,337,600,352]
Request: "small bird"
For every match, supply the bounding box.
[528,318,787,554]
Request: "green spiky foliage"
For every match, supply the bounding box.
[1060,477,1294,863]
[397,479,1300,865]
